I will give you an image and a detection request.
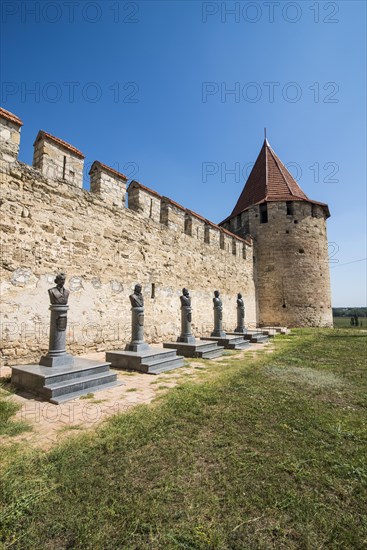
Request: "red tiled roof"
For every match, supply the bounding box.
[185,208,207,223]
[162,196,186,212]
[0,107,23,127]
[128,180,162,198]
[221,226,249,243]
[89,161,127,180]
[34,130,85,159]
[220,139,329,223]
[205,219,218,229]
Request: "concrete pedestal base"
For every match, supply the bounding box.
[200,335,250,350]
[106,347,184,375]
[177,335,196,344]
[39,353,74,368]
[163,339,224,359]
[227,331,269,344]
[11,358,123,404]
[125,342,150,352]
[261,326,289,335]
[233,327,247,335]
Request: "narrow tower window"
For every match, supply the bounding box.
[260,203,268,224]
[151,283,155,299]
[204,225,210,244]
[184,215,192,236]
[62,156,66,179]
[286,201,294,215]
[220,232,225,250]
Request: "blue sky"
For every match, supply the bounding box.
[1,0,366,307]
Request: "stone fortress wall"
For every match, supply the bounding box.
[0,108,256,367]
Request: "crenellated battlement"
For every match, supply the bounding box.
[0,107,23,162]
[0,107,251,256]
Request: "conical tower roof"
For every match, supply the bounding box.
[220,139,329,223]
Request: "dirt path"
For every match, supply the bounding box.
[1,342,273,450]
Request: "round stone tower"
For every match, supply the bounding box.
[220,139,333,327]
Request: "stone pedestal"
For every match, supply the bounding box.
[11,358,123,405]
[211,304,226,338]
[177,305,195,344]
[39,304,74,367]
[12,281,123,403]
[125,306,149,352]
[163,293,224,359]
[106,294,184,374]
[201,334,250,350]
[234,304,246,334]
[227,331,268,344]
[163,340,224,359]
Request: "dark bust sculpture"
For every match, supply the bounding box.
[213,290,222,308]
[48,273,69,305]
[180,288,191,307]
[237,293,244,308]
[129,284,144,307]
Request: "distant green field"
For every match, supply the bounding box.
[333,316,366,329]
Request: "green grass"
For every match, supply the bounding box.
[0,379,32,437]
[333,316,366,329]
[79,393,95,400]
[0,329,366,549]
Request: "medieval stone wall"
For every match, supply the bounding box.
[0,134,255,366]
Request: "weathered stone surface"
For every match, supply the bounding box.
[222,201,332,327]
[0,158,255,366]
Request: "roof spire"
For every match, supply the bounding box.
[264,127,270,146]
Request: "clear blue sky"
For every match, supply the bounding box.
[1,0,366,307]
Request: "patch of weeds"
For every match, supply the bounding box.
[79,393,95,400]
[0,398,32,436]
[58,424,83,433]
[126,388,138,392]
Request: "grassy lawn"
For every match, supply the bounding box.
[0,377,31,437]
[333,317,366,329]
[1,329,366,549]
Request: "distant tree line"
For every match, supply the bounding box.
[332,307,367,317]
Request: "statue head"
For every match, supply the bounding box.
[214,290,220,298]
[237,293,242,299]
[182,288,189,296]
[134,284,142,295]
[54,273,66,287]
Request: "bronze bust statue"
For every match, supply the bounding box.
[48,273,69,305]
[180,288,191,307]
[129,284,144,307]
[213,290,222,308]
